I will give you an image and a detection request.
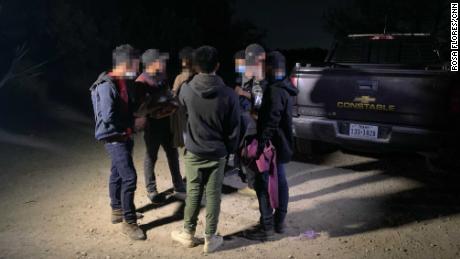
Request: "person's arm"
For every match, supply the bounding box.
[173,72,191,97]
[225,93,241,154]
[178,83,188,108]
[172,74,183,97]
[235,86,251,100]
[98,83,117,124]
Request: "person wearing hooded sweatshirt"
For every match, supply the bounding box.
[244,51,298,241]
[89,44,145,241]
[171,46,240,253]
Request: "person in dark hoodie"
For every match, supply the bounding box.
[135,49,186,203]
[171,46,240,254]
[90,44,145,241]
[244,51,298,241]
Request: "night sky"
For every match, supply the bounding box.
[234,0,349,49]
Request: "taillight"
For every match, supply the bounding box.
[290,75,299,110]
[290,75,298,88]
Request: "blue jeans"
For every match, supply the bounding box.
[254,163,289,230]
[105,139,137,223]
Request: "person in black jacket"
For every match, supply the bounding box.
[135,49,185,203]
[245,51,298,240]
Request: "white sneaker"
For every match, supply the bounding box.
[204,234,223,253]
[171,229,199,248]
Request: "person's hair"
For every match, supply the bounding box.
[179,47,194,69]
[234,50,245,60]
[267,51,286,69]
[141,49,160,66]
[112,44,137,66]
[179,47,194,61]
[192,46,219,73]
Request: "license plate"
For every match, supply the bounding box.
[349,124,378,140]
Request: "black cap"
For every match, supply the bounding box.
[267,51,286,70]
[245,43,265,66]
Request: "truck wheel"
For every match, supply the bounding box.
[294,137,314,156]
[294,138,339,162]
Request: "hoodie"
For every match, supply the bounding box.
[179,73,240,160]
[90,72,134,141]
[257,78,299,163]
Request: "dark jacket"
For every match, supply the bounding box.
[257,78,298,163]
[90,72,134,141]
[134,72,178,119]
[179,73,240,160]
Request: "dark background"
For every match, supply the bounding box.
[0,0,451,129]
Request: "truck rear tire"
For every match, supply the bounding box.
[294,138,338,159]
[294,137,314,156]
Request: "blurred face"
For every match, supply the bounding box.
[181,59,189,69]
[245,62,265,81]
[127,58,140,77]
[145,60,166,75]
[267,65,285,79]
[274,68,285,80]
[113,61,137,79]
[113,62,128,76]
[114,59,140,78]
[244,53,265,81]
[235,58,245,74]
[181,58,195,73]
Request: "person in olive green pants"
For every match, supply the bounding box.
[183,152,226,235]
[170,46,240,253]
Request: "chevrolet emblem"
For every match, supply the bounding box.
[353,96,376,104]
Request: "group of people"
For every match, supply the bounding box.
[90,43,298,253]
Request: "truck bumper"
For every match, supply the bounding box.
[293,116,450,152]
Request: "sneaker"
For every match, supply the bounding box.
[147,190,161,203]
[121,222,146,240]
[243,225,275,241]
[173,187,187,200]
[204,234,223,254]
[174,186,186,193]
[171,229,199,248]
[238,187,257,197]
[111,209,144,224]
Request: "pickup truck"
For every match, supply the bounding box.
[291,33,459,163]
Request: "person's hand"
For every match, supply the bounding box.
[256,140,266,157]
[134,117,147,132]
[234,86,244,96]
[235,86,251,99]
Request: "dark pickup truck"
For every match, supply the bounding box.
[291,33,459,160]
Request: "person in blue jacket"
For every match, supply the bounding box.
[90,44,145,241]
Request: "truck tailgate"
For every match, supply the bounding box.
[294,67,454,129]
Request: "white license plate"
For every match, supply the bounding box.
[349,124,378,140]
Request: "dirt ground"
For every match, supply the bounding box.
[1,104,460,259]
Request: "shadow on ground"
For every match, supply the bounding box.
[219,155,460,251]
